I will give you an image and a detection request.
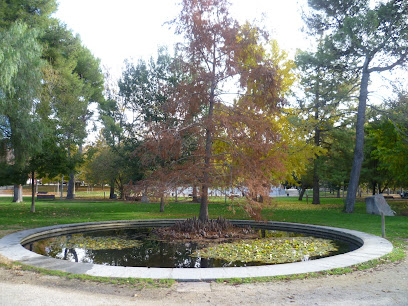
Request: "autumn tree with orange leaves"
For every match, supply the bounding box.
[137,0,299,222]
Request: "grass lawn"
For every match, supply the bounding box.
[0,196,407,240]
[0,195,406,286]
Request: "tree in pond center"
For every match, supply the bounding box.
[139,0,292,221]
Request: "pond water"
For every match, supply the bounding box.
[23,228,356,268]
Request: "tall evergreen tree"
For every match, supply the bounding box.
[0,0,56,29]
[304,0,408,212]
[40,21,104,199]
[296,47,358,204]
[0,22,44,202]
[0,0,56,202]
[117,48,186,208]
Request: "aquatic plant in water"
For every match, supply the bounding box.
[192,237,338,264]
[48,234,142,250]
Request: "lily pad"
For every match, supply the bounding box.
[48,234,142,250]
[192,237,338,264]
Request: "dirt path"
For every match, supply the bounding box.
[1,252,407,306]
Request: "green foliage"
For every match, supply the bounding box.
[367,119,408,187]
[28,136,76,178]
[0,3,103,191]
[296,21,359,204]
[0,0,57,29]
[0,21,44,183]
[96,50,179,198]
[41,21,104,148]
[0,163,28,185]
[119,47,180,127]
[113,47,193,201]
[0,22,41,96]
[305,0,408,212]
[32,20,104,198]
[306,0,408,66]
[320,126,355,191]
[361,92,408,192]
[83,143,124,185]
[384,88,408,140]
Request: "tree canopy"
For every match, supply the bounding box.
[0,21,44,184]
[123,0,310,221]
[0,1,104,205]
[304,0,408,212]
[2,0,408,220]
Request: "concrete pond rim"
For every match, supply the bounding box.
[0,219,393,281]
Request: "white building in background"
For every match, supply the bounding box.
[270,186,288,197]
[171,185,288,198]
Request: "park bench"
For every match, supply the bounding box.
[37,193,55,200]
[383,195,395,199]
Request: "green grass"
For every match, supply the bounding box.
[0,195,406,285]
[0,196,407,239]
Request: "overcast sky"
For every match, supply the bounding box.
[53,0,405,144]
[53,0,312,143]
[54,0,309,79]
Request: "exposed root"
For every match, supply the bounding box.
[153,217,256,241]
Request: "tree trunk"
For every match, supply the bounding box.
[312,113,320,204]
[66,173,75,199]
[160,194,165,212]
[312,158,320,204]
[12,184,23,203]
[119,181,124,200]
[109,178,115,199]
[192,185,199,202]
[200,126,212,221]
[336,187,340,198]
[200,182,209,222]
[345,65,370,213]
[200,123,213,222]
[31,171,35,213]
[298,188,306,201]
[60,176,64,199]
[115,176,124,199]
[343,182,345,198]
[199,43,217,223]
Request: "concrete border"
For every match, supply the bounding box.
[0,220,393,281]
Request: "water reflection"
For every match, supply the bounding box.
[23,228,354,268]
[63,248,78,262]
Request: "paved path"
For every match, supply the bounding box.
[1,251,407,306]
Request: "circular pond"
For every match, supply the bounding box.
[23,227,355,268]
[0,220,393,281]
